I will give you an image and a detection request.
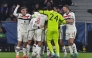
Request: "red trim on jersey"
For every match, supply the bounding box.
[20,16,29,18]
[63,15,71,18]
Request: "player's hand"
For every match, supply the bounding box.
[44,0,47,3]
[17,4,20,8]
[39,25,44,28]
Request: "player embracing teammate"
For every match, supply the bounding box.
[13,4,78,58]
[27,12,47,58]
[62,5,78,58]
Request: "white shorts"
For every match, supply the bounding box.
[65,30,77,40]
[17,29,28,42]
[28,29,44,42]
[45,29,47,41]
[42,29,45,41]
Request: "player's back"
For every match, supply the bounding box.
[47,11,62,31]
[37,14,47,29]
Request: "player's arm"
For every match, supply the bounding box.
[13,5,20,17]
[59,14,66,24]
[39,10,49,15]
[65,13,75,23]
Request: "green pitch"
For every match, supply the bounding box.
[0,52,92,58]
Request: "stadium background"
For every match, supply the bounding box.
[0,0,92,57]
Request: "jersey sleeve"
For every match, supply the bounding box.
[13,6,19,17]
[39,10,49,15]
[59,14,66,24]
[71,12,75,20]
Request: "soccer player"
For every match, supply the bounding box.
[53,7,67,58]
[13,5,31,58]
[62,5,78,58]
[39,8,66,58]
[27,12,47,58]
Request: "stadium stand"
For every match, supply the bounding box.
[69,0,92,22]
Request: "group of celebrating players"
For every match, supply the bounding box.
[13,4,78,58]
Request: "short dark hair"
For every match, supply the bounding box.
[63,5,69,10]
[20,7,27,10]
[53,7,58,9]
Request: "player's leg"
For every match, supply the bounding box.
[46,30,55,56]
[35,29,43,58]
[68,38,78,58]
[67,31,78,58]
[32,37,37,57]
[45,29,51,57]
[40,30,45,58]
[69,31,78,58]
[66,31,74,58]
[53,31,60,58]
[22,32,28,58]
[60,39,67,58]
[59,32,67,58]
[16,30,22,58]
[27,30,34,57]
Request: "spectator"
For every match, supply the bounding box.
[63,0,77,6]
[21,0,32,14]
[34,4,40,11]
[32,4,40,13]
[44,1,53,10]
[44,0,54,7]
[54,0,63,7]
[0,26,7,52]
[32,0,42,6]
[7,4,17,22]
[0,2,9,22]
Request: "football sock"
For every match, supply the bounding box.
[47,47,51,56]
[27,44,30,56]
[23,48,27,55]
[62,46,67,54]
[69,46,73,55]
[36,45,41,56]
[16,46,20,56]
[71,43,78,53]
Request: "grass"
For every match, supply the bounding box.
[0,52,92,58]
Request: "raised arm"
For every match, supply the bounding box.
[13,5,20,17]
[39,10,49,15]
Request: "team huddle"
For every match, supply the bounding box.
[13,5,78,58]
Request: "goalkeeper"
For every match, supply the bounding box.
[39,8,66,58]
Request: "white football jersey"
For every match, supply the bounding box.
[29,12,47,30]
[13,6,31,32]
[17,13,31,31]
[63,12,76,30]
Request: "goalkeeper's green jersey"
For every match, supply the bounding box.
[39,10,66,31]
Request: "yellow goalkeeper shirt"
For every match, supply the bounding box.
[39,10,66,31]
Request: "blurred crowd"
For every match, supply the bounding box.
[0,0,77,22]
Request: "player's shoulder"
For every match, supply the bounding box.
[40,14,47,17]
[69,11,75,15]
[57,12,62,17]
